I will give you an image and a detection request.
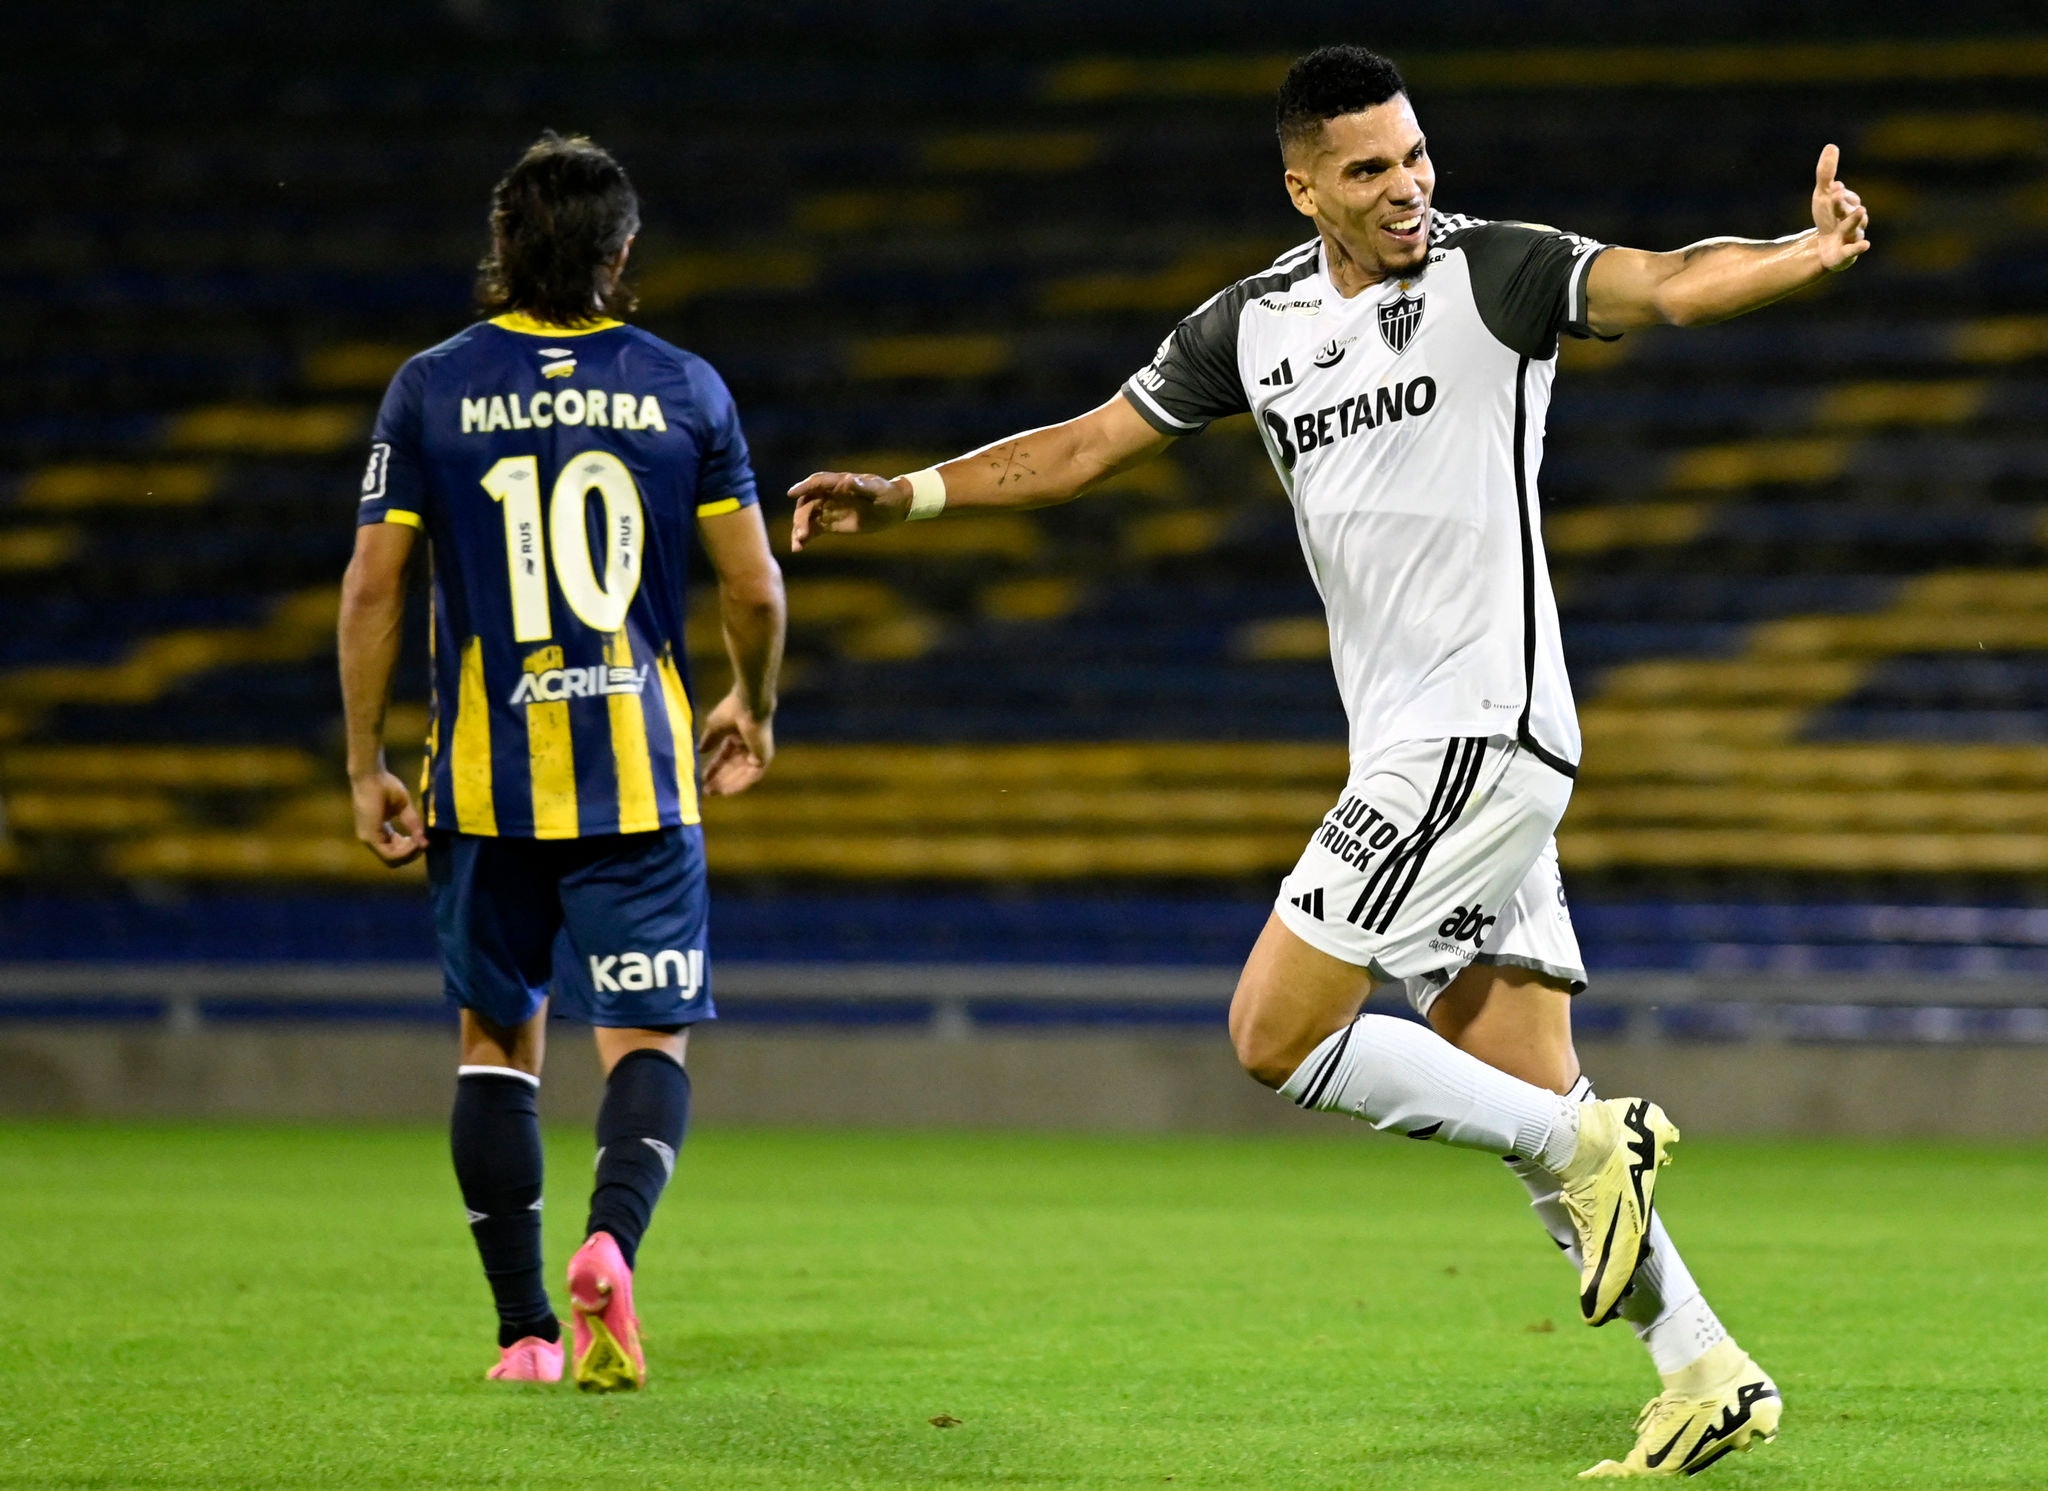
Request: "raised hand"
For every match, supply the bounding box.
[352,768,426,867]
[697,687,775,797]
[1812,144,1871,272]
[787,471,910,553]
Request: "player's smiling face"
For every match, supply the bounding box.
[1283,94,1435,294]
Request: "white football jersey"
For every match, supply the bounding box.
[1121,215,1609,779]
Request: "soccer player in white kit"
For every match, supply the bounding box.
[790,46,1870,1478]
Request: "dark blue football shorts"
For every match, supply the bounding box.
[427,826,716,1030]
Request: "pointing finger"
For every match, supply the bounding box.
[787,470,866,501]
[1816,143,1839,190]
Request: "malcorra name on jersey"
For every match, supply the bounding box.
[508,663,650,705]
[460,389,669,434]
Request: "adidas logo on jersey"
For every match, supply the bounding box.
[1257,358,1295,387]
[1288,887,1325,920]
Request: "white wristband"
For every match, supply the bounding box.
[900,467,947,521]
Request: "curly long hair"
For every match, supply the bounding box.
[476,132,641,327]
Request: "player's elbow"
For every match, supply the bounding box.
[719,558,785,622]
[339,555,404,619]
[1646,286,1719,329]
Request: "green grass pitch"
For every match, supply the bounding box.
[1,1123,2042,1489]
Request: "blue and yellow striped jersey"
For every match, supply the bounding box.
[356,312,758,838]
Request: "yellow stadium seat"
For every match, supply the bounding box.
[921,131,1099,173]
[844,334,1012,380]
[17,463,220,508]
[0,745,319,789]
[635,248,819,311]
[162,404,367,454]
[0,526,81,572]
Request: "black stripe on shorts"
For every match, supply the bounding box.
[1345,738,1487,936]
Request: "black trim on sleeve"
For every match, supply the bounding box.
[1120,240,1324,436]
[1510,355,1579,781]
[1561,245,1618,343]
[1445,221,1611,362]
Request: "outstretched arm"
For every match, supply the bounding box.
[788,393,1172,551]
[1586,144,1871,334]
[339,519,426,866]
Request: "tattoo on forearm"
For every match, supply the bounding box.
[986,441,1038,487]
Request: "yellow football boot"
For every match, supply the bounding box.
[1580,1340,1782,1477]
[1556,1097,1679,1325]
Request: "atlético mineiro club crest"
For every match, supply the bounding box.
[1378,291,1425,354]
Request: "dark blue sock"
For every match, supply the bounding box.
[586,1049,691,1269]
[451,1071,560,1348]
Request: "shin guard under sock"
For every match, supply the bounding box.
[451,1067,559,1348]
[586,1049,691,1269]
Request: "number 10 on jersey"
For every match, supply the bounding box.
[481,451,645,642]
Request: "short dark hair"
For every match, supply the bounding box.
[1275,46,1408,156]
[477,132,641,327]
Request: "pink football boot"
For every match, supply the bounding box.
[486,1333,565,1382]
[567,1231,645,1391]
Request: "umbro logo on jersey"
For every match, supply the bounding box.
[538,347,577,379]
[1378,291,1425,354]
[1288,887,1326,920]
[1257,358,1295,387]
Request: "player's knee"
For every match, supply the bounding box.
[1229,995,1317,1090]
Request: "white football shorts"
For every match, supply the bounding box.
[1273,734,1587,1018]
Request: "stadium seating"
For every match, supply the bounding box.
[5,19,2048,976]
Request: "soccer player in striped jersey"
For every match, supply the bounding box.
[339,133,785,1389]
[790,46,1871,1477]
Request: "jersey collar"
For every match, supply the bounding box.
[489,312,624,337]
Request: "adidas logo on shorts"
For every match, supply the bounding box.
[1288,887,1325,920]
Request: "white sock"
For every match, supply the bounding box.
[1506,1074,1729,1376]
[1280,1014,1580,1169]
